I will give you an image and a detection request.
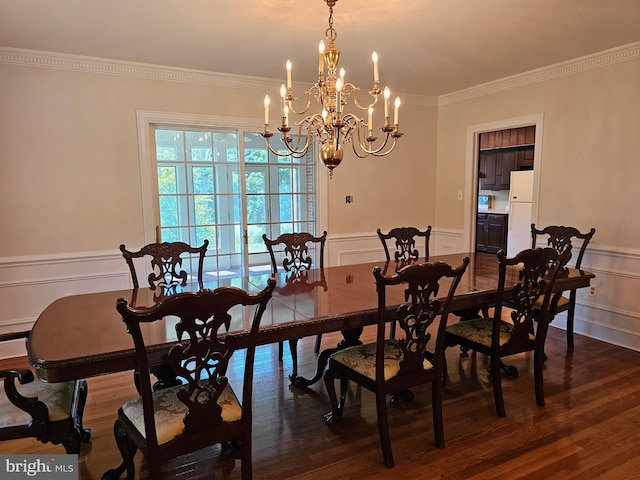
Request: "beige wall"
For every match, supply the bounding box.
[435,58,640,250]
[0,61,436,257]
[327,100,437,235]
[1,46,639,355]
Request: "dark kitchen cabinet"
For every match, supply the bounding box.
[479,150,517,190]
[476,213,508,253]
[516,147,534,170]
[479,146,534,190]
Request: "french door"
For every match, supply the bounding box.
[150,124,318,279]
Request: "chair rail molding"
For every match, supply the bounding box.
[0,250,130,359]
[0,243,638,358]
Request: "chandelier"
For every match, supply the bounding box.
[261,0,403,177]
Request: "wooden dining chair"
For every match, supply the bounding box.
[0,331,90,453]
[377,226,432,338]
[377,226,432,262]
[531,224,596,349]
[444,247,571,418]
[262,231,327,379]
[120,240,209,290]
[323,257,470,468]
[103,279,276,480]
[120,240,209,391]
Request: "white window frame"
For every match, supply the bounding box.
[135,110,328,271]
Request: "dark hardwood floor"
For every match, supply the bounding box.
[2,325,640,479]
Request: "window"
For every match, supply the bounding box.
[144,114,320,279]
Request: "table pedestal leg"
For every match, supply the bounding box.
[290,327,363,388]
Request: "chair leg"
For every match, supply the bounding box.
[103,420,137,480]
[389,319,396,339]
[490,356,506,418]
[241,431,252,480]
[314,333,323,353]
[375,391,394,468]
[566,293,577,350]
[534,349,546,407]
[288,338,299,379]
[323,367,341,423]
[431,380,445,449]
[278,341,284,361]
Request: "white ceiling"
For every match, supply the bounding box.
[1,0,639,96]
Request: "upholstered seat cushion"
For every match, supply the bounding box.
[121,381,242,445]
[329,339,433,381]
[534,294,570,311]
[0,377,75,428]
[446,318,515,348]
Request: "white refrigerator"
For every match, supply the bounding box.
[507,170,534,257]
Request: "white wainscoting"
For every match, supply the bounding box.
[327,230,640,353]
[0,251,129,359]
[1,238,639,360]
[326,227,467,266]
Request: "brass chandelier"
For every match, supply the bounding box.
[261,0,403,177]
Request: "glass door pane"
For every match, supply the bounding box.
[155,128,244,279]
[244,132,317,272]
[154,127,316,279]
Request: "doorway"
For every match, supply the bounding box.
[462,113,544,253]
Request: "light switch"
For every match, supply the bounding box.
[457,191,463,201]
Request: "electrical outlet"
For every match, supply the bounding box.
[457,191,463,201]
[589,285,597,297]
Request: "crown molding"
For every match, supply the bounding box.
[438,42,640,106]
[0,47,438,107]
[2,43,637,108]
[0,47,278,91]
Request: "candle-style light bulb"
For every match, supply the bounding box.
[368,107,374,136]
[318,41,325,77]
[283,105,289,127]
[384,87,390,119]
[280,84,287,116]
[336,77,343,114]
[286,60,292,89]
[264,95,270,125]
[372,51,379,83]
[394,97,401,126]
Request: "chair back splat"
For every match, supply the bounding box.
[530,224,595,349]
[445,247,572,418]
[376,226,432,338]
[262,231,327,368]
[120,240,209,290]
[323,257,469,468]
[377,226,432,262]
[262,231,327,274]
[105,278,275,480]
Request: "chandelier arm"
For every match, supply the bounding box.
[265,139,304,158]
[287,85,322,116]
[348,84,380,111]
[351,136,399,158]
[335,114,361,146]
[351,127,401,157]
[369,137,400,156]
[264,123,313,158]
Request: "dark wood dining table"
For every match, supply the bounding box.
[27,252,595,387]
